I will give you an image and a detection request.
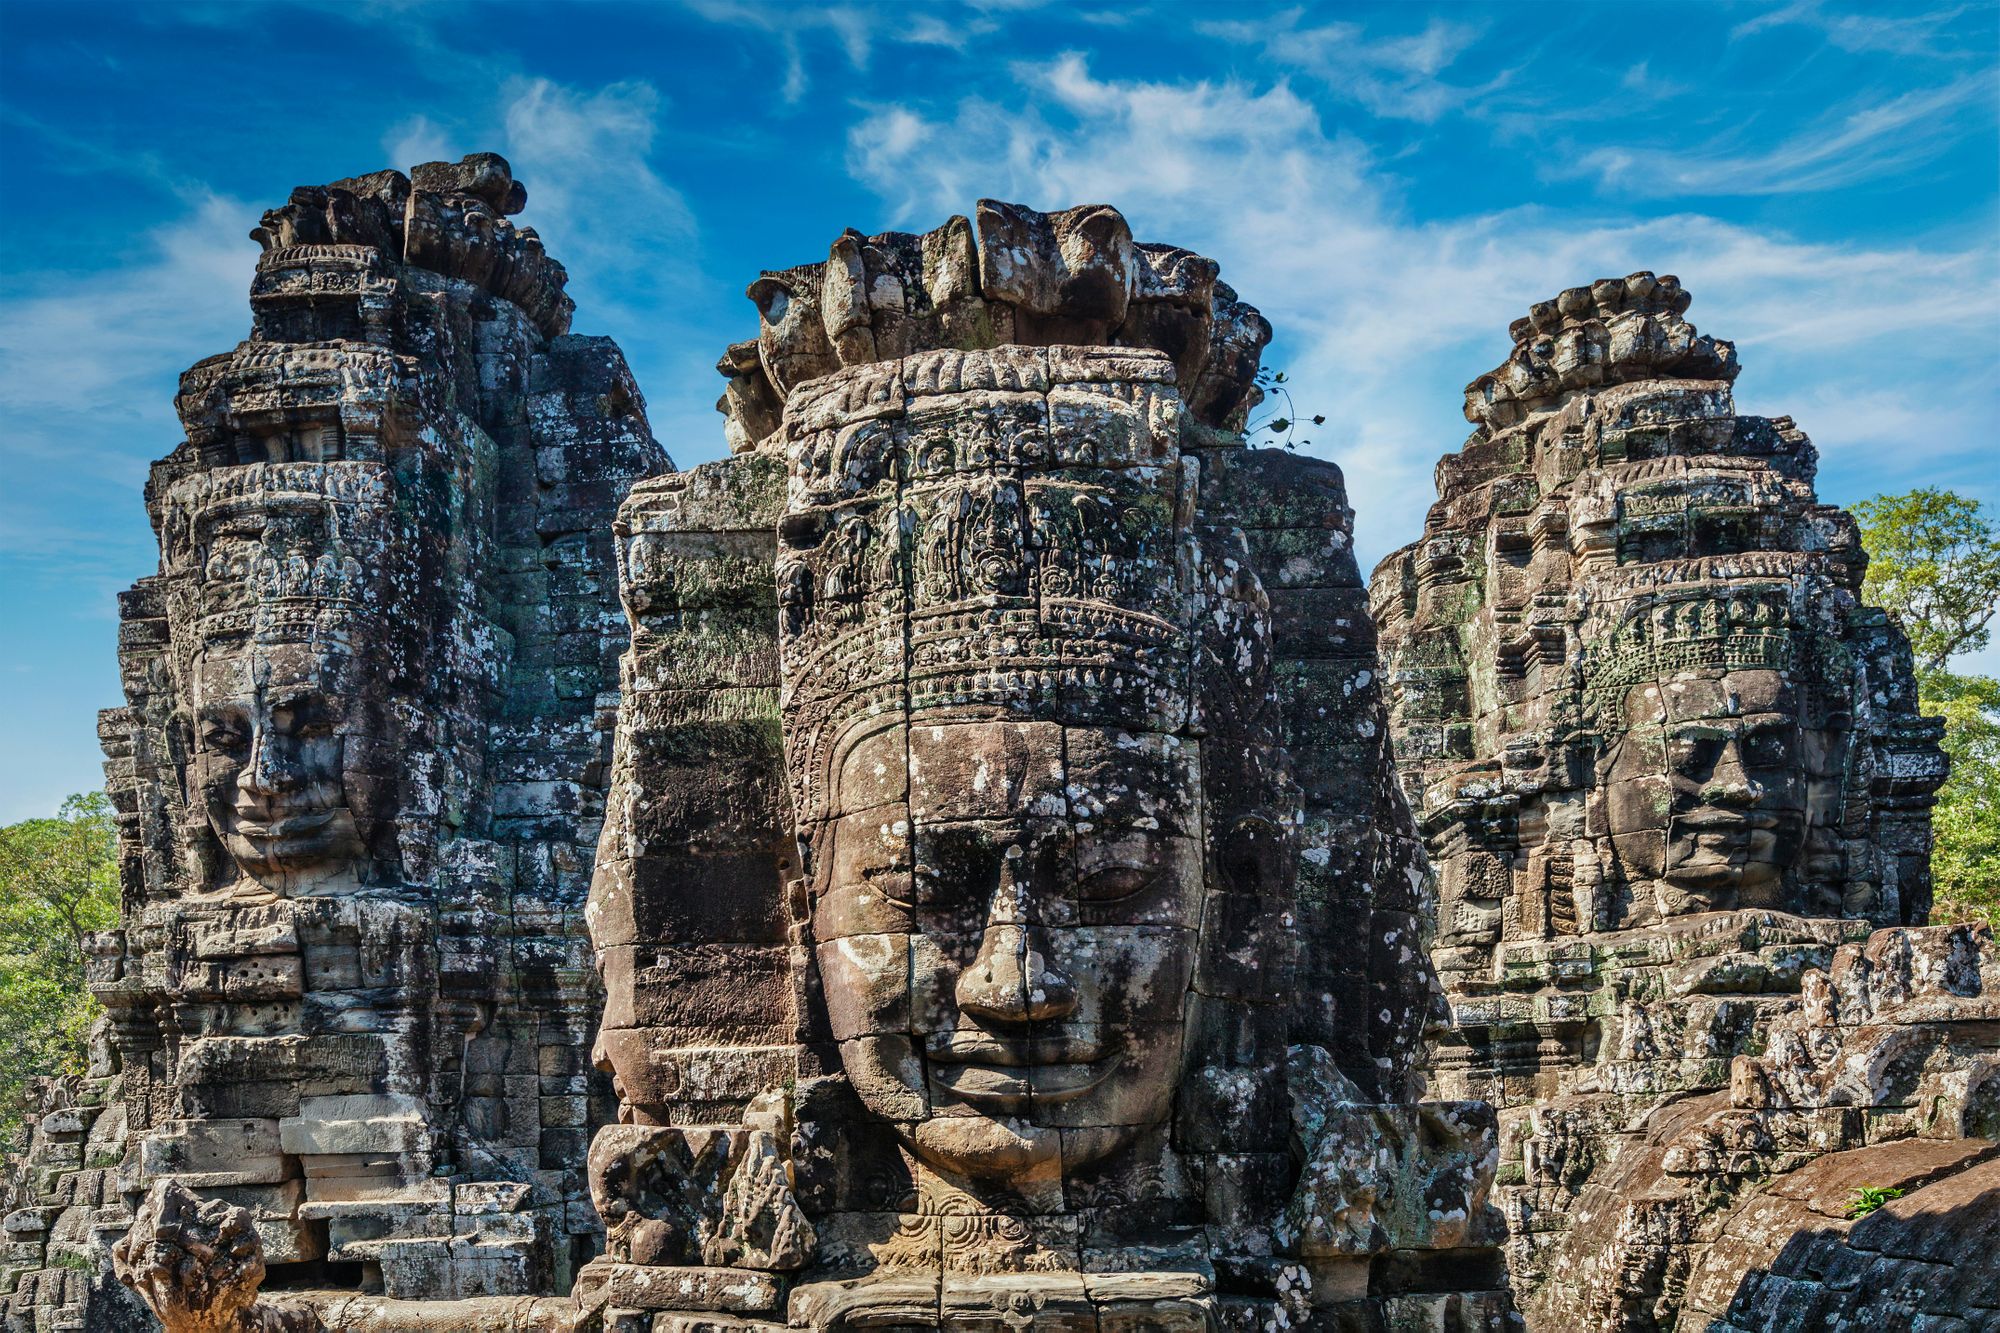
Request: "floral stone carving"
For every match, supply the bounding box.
[579,204,1517,1330]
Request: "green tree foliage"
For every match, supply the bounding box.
[1856,490,2000,926]
[1920,671,2000,926]
[0,793,120,1149]
[1854,488,2000,677]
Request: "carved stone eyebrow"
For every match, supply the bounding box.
[266,687,324,714]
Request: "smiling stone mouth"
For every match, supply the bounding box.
[928,1059,1115,1106]
[925,1031,1115,1105]
[233,809,336,839]
[1677,811,1779,832]
[925,1032,1105,1067]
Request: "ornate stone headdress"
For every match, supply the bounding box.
[775,346,1267,833]
[162,462,394,653]
[1576,578,1855,732]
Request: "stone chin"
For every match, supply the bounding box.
[908,1116,1059,1181]
[214,809,365,888]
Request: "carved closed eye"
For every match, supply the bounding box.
[197,712,248,752]
[201,723,248,754]
[1667,735,1721,772]
[1075,864,1158,904]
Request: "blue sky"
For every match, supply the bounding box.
[2,0,1996,821]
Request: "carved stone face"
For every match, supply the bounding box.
[1602,668,1808,914]
[192,645,364,890]
[811,720,1201,1180]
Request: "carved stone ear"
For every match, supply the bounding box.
[747,276,794,326]
[1218,813,1288,896]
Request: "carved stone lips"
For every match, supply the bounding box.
[925,1031,1113,1106]
[929,1060,1114,1107]
[233,808,335,840]
[925,1031,1105,1067]
[1678,810,1779,833]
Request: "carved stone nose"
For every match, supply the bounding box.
[1701,780,1764,807]
[241,732,302,795]
[1702,738,1762,806]
[956,924,1077,1026]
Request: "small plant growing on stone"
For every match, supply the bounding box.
[1250,367,1325,451]
[1846,1184,1905,1218]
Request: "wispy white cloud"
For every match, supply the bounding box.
[680,0,967,103]
[0,190,252,457]
[382,112,453,168]
[500,77,695,297]
[1200,7,1502,123]
[1732,1,1976,57]
[0,188,254,618]
[1568,76,1986,196]
[843,56,2000,567]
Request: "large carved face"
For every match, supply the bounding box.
[1602,668,1808,914]
[811,720,1201,1181]
[192,644,364,889]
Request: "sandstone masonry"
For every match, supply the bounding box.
[3,161,1991,1333]
[6,154,664,1332]
[1370,275,1993,1329]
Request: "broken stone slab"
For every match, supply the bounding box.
[139,1119,292,1188]
[573,1260,783,1313]
[453,1182,532,1216]
[278,1093,429,1158]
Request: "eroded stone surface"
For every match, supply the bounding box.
[112,1181,309,1332]
[1526,921,2000,1330]
[582,206,1515,1329]
[12,167,1988,1332]
[1371,277,1972,1328]
[715,201,1273,456]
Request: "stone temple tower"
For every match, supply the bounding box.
[4,155,667,1328]
[576,201,1519,1330]
[1371,275,1996,1329]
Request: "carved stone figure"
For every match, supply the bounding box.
[4,154,666,1333]
[1370,276,1964,1324]
[580,203,1516,1329]
[15,150,1988,1332]
[113,1182,310,1333]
